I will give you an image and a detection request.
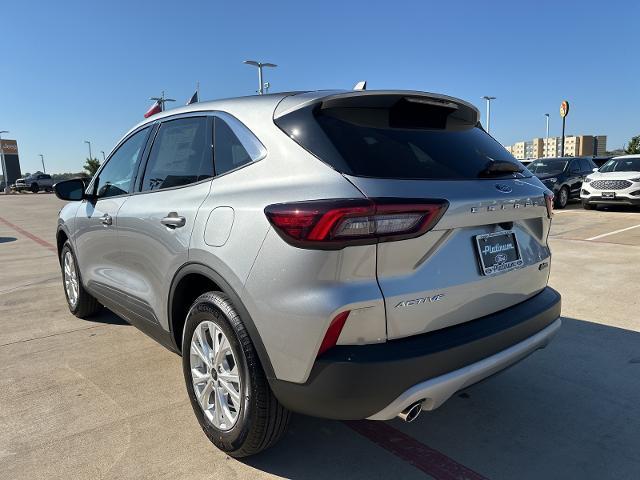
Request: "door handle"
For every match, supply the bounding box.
[101,213,112,226]
[161,212,186,229]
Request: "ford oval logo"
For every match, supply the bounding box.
[495,184,512,193]
[495,253,507,264]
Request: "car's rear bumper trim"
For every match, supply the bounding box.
[367,318,561,420]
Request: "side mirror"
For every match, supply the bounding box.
[53,178,86,201]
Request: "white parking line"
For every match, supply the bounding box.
[586,224,640,241]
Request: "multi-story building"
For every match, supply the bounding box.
[511,141,526,159]
[594,135,607,156]
[504,134,606,160]
[542,137,559,158]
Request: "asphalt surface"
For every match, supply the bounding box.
[1,193,639,479]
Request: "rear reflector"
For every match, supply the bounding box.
[265,198,448,249]
[317,311,350,356]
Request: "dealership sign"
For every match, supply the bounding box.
[560,100,570,118]
[0,139,18,154]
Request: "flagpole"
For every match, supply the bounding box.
[149,91,175,114]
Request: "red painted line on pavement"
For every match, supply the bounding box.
[344,420,489,480]
[0,216,57,253]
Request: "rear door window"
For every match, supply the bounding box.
[141,117,212,191]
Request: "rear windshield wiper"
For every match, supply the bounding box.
[478,160,523,178]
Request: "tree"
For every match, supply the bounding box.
[624,135,640,154]
[83,157,101,177]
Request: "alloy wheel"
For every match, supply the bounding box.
[63,251,79,307]
[190,321,242,430]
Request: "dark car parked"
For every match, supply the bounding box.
[527,157,597,208]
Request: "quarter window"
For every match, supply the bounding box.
[141,117,212,191]
[213,117,253,175]
[96,127,150,198]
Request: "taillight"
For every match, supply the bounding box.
[544,193,554,218]
[265,198,448,249]
[317,311,350,356]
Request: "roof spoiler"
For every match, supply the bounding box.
[274,90,480,127]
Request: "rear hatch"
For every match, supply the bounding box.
[275,91,553,339]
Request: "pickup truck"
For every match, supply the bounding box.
[14,173,54,193]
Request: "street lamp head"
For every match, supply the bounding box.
[244,60,277,68]
[0,130,8,135]
[482,96,496,101]
[84,140,90,144]
[544,113,550,117]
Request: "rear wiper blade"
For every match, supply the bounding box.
[478,161,523,178]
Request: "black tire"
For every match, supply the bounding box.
[582,201,596,210]
[182,292,290,458]
[555,186,569,209]
[30,183,39,193]
[60,241,102,318]
[45,186,53,193]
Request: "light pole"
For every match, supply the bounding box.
[84,140,92,161]
[39,154,46,173]
[544,113,550,157]
[243,60,277,95]
[482,96,496,134]
[101,151,106,162]
[0,130,9,193]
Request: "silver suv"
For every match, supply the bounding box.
[54,90,561,457]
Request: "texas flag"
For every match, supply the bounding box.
[144,100,162,118]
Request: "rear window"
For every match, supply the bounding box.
[276,95,528,180]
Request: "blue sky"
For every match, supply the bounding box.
[2,0,638,174]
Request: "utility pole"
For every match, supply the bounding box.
[0,130,9,194]
[544,113,550,157]
[150,91,176,111]
[84,140,92,161]
[482,96,496,134]
[39,154,46,173]
[243,60,278,95]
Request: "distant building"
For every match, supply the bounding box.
[594,136,607,156]
[504,135,607,160]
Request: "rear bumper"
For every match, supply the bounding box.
[269,287,561,420]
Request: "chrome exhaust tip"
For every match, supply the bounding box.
[397,401,423,423]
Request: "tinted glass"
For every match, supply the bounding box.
[213,117,253,175]
[599,157,640,173]
[141,117,212,191]
[579,158,594,172]
[97,127,150,198]
[278,101,527,180]
[569,160,580,173]
[528,160,568,176]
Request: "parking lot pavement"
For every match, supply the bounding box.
[1,194,639,480]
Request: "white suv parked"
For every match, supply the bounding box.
[581,155,640,209]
